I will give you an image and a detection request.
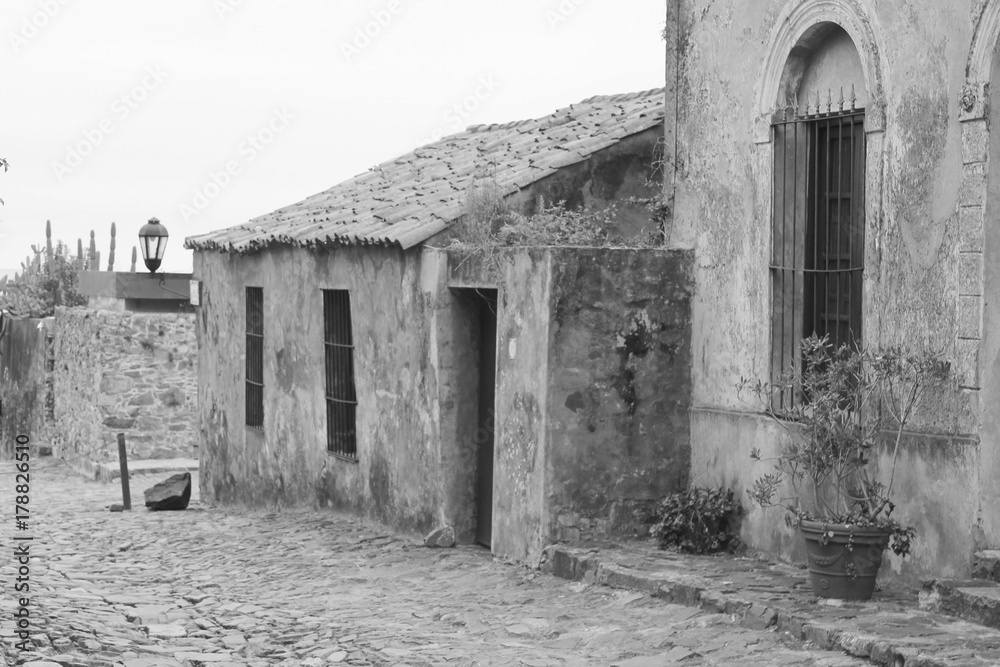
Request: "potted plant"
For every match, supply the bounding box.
[739,335,950,600]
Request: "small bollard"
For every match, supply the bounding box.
[117,432,131,510]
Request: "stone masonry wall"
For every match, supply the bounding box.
[53,307,197,468]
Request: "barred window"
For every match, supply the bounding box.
[323,290,357,459]
[771,98,865,409]
[246,287,264,429]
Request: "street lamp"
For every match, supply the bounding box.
[138,217,169,273]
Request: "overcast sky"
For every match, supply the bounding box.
[0,0,666,275]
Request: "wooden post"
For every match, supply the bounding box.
[117,433,131,510]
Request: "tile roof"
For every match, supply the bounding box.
[184,88,665,253]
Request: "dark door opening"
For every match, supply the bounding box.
[474,289,497,548]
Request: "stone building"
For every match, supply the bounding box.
[661,0,1000,581]
[185,89,695,563]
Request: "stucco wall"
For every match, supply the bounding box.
[546,248,693,543]
[493,250,552,562]
[53,308,197,468]
[446,246,694,562]
[0,317,52,458]
[671,0,986,581]
[195,245,445,537]
[196,243,694,565]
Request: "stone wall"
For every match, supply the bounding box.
[0,317,53,458]
[53,308,197,468]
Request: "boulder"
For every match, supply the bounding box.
[144,472,191,511]
[423,525,456,548]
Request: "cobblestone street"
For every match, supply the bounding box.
[2,460,867,667]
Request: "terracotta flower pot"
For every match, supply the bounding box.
[799,520,890,600]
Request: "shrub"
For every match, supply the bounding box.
[649,487,743,554]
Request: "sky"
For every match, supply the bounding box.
[0,0,666,276]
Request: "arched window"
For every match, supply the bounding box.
[770,24,867,407]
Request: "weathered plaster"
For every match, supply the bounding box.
[196,245,441,534]
[0,318,52,458]
[679,0,985,580]
[546,248,693,543]
[195,241,694,566]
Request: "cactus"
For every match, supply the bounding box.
[45,220,53,264]
[77,238,84,271]
[95,250,100,271]
[130,246,137,272]
[108,221,116,271]
[88,231,96,270]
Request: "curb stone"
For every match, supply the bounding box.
[541,545,982,667]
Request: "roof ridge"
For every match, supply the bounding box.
[465,87,664,134]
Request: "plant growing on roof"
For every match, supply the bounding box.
[739,335,950,560]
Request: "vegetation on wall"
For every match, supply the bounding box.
[1,221,89,318]
[0,221,139,318]
[452,170,669,250]
[0,240,89,318]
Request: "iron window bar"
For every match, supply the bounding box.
[246,287,264,430]
[323,290,358,460]
[769,87,866,411]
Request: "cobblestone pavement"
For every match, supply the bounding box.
[1,460,868,667]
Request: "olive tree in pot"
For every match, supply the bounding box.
[739,335,950,600]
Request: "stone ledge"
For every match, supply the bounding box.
[542,544,1000,666]
[95,458,199,483]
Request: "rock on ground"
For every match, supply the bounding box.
[143,472,191,510]
[424,525,456,547]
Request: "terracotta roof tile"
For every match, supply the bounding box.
[184,88,664,253]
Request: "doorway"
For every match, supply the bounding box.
[474,289,497,547]
[452,287,498,548]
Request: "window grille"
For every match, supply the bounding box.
[246,287,264,429]
[323,290,357,459]
[770,91,865,409]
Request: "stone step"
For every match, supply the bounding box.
[973,550,1000,582]
[920,578,1000,629]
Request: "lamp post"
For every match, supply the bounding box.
[138,217,168,273]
